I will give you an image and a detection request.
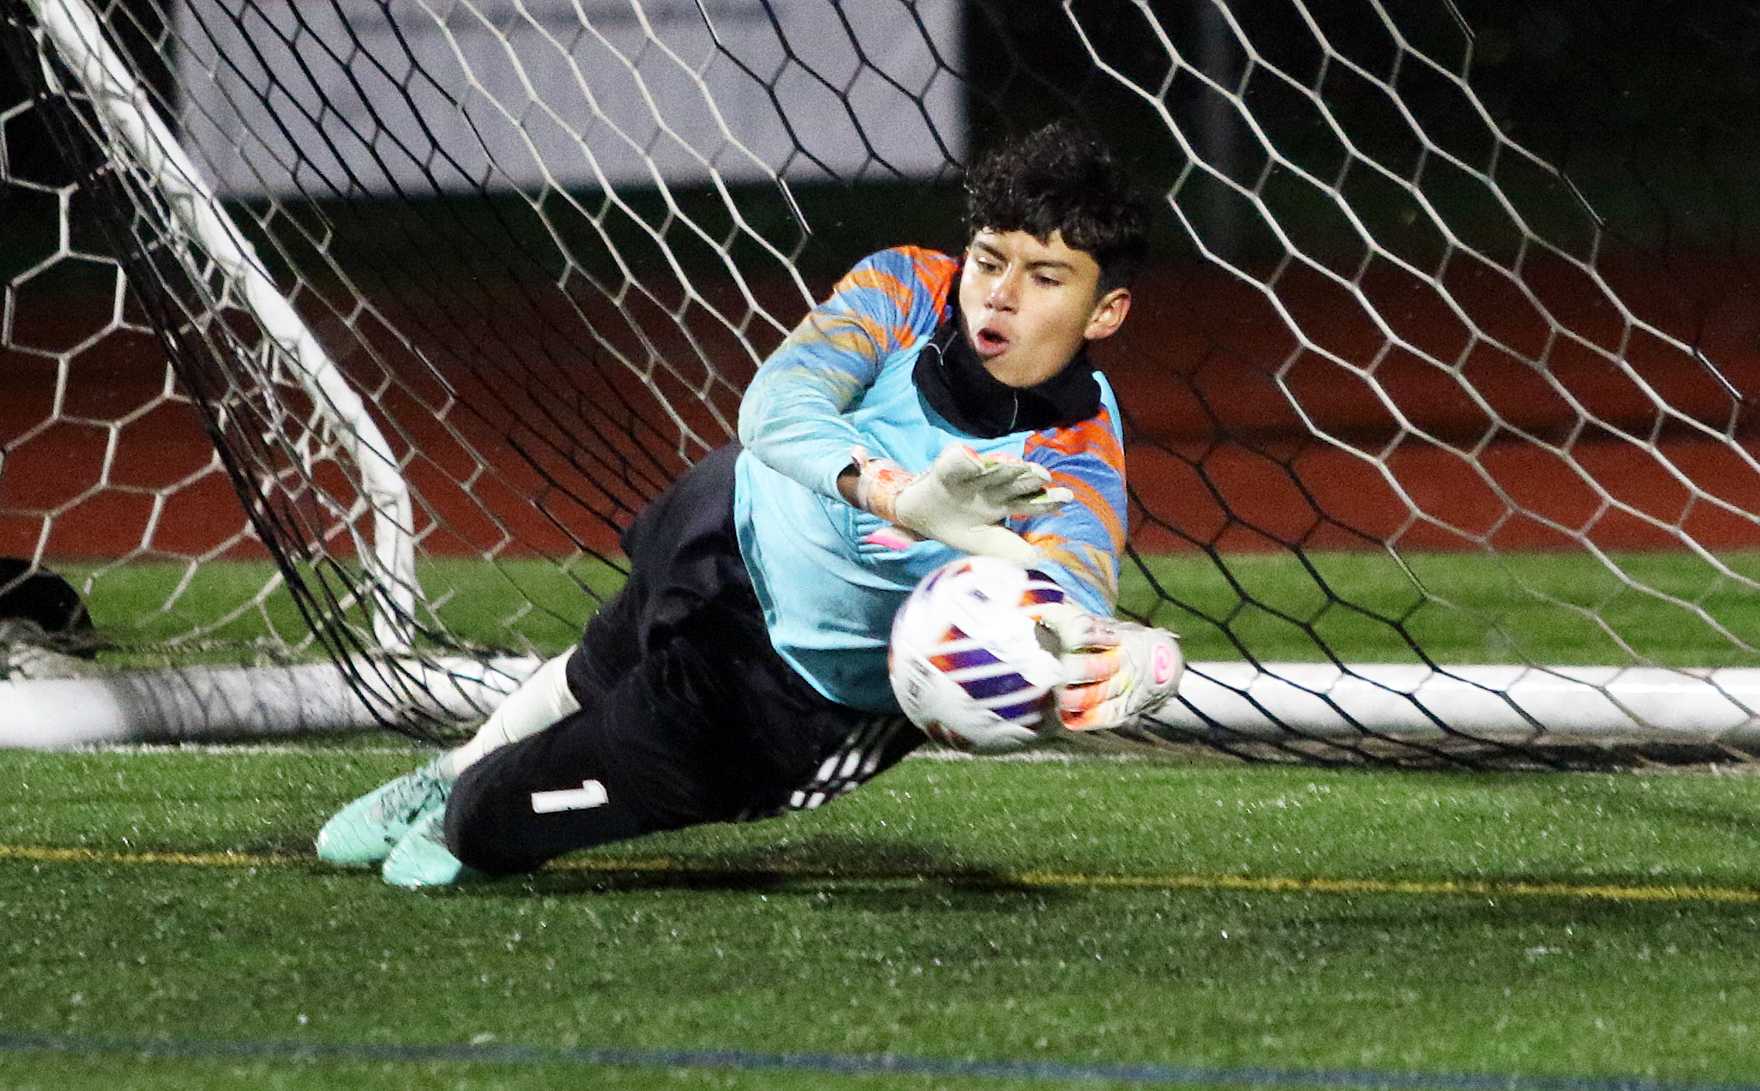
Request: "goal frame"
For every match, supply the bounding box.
[4,0,1758,757]
[2,0,529,744]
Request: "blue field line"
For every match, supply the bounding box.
[1,1031,1755,1090]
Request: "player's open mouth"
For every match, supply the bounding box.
[973,326,1010,357]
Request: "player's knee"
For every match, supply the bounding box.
[443,759,546,875]
[444,745,657,875]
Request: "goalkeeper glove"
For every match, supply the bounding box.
[1035,603,1184,731]
[852,444,1070,564]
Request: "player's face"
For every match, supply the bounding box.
[958,228,1131,388]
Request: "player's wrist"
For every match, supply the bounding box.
[844,443,1069,563]
[848,447,911,522]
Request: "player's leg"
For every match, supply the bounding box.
[371,443,788,885]
[315,563,653,868]
[314,589,651,868]
[439,650,581,776]
[436,523,665,783]
[437,438,742,782]
[386,604,792,885]
[398,706,926,887]
[316,449,728,868]
[757,713,923,818]
[313,651,586,866]
[386,621,928,886]
[419,704,667,881]
[424,442,745,796]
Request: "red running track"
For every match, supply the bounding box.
[4,256,1759,563]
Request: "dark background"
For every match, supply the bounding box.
[8,1,1760,274]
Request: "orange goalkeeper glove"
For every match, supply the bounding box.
[1035,603,1184,731]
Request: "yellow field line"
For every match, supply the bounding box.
[1009,870,1760,904]
[0,844,271,868]
[3,841,1758,905]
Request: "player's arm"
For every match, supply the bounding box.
[739,249,1065,559]
[1018,414,1184,730]
[739,248,938,500]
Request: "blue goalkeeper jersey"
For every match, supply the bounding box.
[733,246,1128,712]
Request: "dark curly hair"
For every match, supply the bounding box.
[963,120,1150,293]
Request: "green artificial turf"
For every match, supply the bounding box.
[58,549,1760,670]
[11,549,1760,1086]
[1,747,1759,1089]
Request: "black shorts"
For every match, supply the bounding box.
[445,444,920,874]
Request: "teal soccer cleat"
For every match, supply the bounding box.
[380,809,487,889]
[315,761,452,868]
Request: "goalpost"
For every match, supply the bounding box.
[3,0,1758,761]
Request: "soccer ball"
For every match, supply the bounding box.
[887,555,1068,754]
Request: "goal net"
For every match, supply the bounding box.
[4,0,1758,762]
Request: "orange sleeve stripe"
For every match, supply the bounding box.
[1025,409,1124,471]
[836,267,915,325]
[1024,537,1119,605]
[903,247,959,307]
[1049,472,1126,552]
[793,311,891,356]
[830,249,957,351]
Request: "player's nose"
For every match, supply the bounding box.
[986,269,1020,311]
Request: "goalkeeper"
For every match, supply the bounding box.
[317,121,1184,888]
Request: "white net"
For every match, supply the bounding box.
[3,0,1759,761]
[0,23,302,664]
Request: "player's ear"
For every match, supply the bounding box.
[1083,286,1131,343]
